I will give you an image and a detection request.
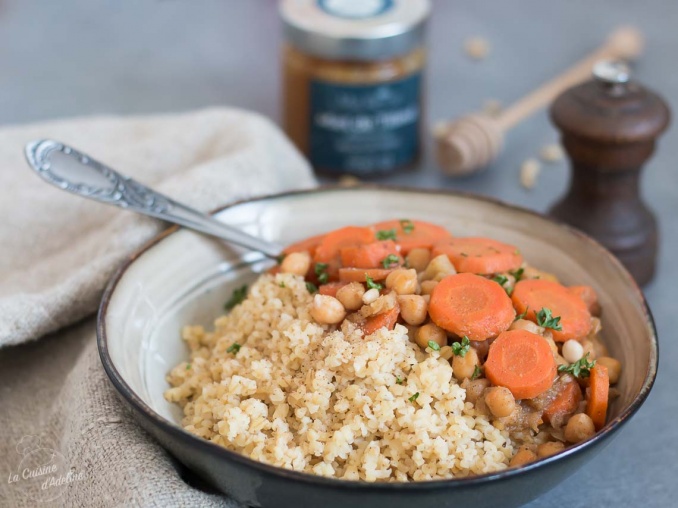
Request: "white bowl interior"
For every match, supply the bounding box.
[103,188,655,427]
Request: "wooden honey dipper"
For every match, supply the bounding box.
[434,26,645,176]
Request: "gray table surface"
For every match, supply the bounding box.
[3,1,677,506]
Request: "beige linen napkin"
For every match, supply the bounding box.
[0,108,315,507]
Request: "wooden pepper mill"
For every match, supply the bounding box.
[549,60,670,285]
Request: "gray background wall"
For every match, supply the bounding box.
[2,1,676,506]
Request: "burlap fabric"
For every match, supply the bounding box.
[0,109,315,507]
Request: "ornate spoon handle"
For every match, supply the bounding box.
[24,139,282,258]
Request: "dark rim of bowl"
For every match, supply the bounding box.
[97,184,658,490]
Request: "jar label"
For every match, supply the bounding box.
[309,73,421,176]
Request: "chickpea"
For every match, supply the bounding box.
[280,251,311,276]
[366,292,397,316]
[509,318,543,335]
[470,339,490,361]
[587,332,608,357]
[510,447,537,467]
[434,271,455,282]
[580,338,596,360]
[439,345,454,361]
[590,317,602,336]
[397,295,428,325]
[597,356,622,384]
[544,336,567,366]
[452,347,480,381]
[415,323,447,350]
[403,324,419,342]
[310,295,346,325]
[362,288,380,304]
[536,441,565,458]
[420,280,438,295]
[464,378,490,404]
[564,413,595,443]
[385,269,418,295]
[336,282,365,311]
[359,292,395,319]
[484,387,516,418]
[406,248,431,272]
[421,255,456,281]
[522,266,559,283]
[562,339,584,364]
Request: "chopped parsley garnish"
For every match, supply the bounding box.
[471,365,482,380]
[400,219,415,234]
[365,275,383,290]
[460,252,469,257]
[376,228,397,241]
[224,285,248,310]
[451,336,471,357]
[558,353,596,378]
[514,249,520,255]
[408,392,420,402]
[536,307,563,331]
[314,262,329,284]
[492,274,513,295]
[186,363,191,370]
[396,376,404,385]
[305,282,318,293]
[279,281,286,288]
[492,274,509,286]
[276,253,286,265]
[510,267,524,280]
[226,343,241,354]
[382,254,400,268]
[427,340,441,351]
[514,306,529,321]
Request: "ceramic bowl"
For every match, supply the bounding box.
[97,186,657,508]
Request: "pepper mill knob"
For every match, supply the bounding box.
[549,60,670,285]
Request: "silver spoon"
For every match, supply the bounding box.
[24,139,283,258]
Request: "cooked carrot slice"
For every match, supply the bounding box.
[432,237,523,275]
[318,282,348,297]
[338,268,393,283]
[484,329,557,400]
[313,226,375,264]
[586,364,610,430]
[568,285,601,317]
[428,273,515,341]
[361,304,400,336]
[283,233,325,257]
[340,240,401,269]
[512,279,592,342]
[372,220,452,254]
[543,377,582,425]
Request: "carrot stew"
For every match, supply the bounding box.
[276,220,621,467]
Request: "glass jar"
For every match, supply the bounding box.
[280,0,430,178]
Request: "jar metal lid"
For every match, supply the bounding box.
[280,0,430,61]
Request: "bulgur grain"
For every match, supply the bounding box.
[166,274,514,481]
